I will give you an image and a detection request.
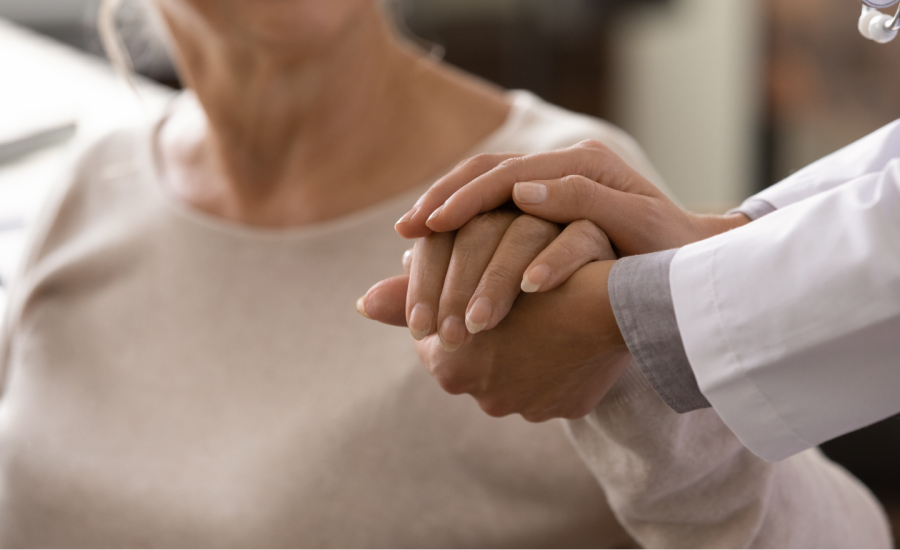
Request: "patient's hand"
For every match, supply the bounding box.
[403,205,617,349]
[361,260,631,422]
[357,206,628,420]
[394,141,748,255]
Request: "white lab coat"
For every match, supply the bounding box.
[670,119,900,462]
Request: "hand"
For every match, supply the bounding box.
[392,204,618,348]
[358,261,631,422]
[394,140,749,255]
[357,206,625,421]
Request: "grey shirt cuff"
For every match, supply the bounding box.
[727,198,777,221]
[608,250,711,414]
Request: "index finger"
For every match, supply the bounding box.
[394,153,521,239]
[424,141,620,234]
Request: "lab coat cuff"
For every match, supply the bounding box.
[609,250,711,414]
[726,198,777,221]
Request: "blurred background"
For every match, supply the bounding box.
[0,0,898,540]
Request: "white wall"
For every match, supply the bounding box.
[610,0,764,211]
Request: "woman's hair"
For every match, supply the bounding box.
[98,0,173,88]
[98,0,133,79]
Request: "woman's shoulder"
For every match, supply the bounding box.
[483,90,670,194]
[0,122,161,370]
[9,123,162,294]
[32,125,158,243]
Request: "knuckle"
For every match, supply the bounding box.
[463,153,496,171]
[559,174,580,187]
[574,139,602,150]
[573,139,610,154]
[569,176,599,208]
[510,214,558,243]
[551,237,583,265]
[497,157,520,169]
[457,153,510,177]
[497,156,526,174]
[570,218,600,237]
[570,220,610,254]
[481,261,520,287]
[459,210,509,239]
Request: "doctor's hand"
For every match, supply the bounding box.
[408,207,617,347]
[359,260,632,421]
[357,210,624,420]
[394,141,748,255]
[375,203,617,343]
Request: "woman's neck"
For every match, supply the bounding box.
[157,4,510,227]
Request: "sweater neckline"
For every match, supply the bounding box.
[144,90,538,242]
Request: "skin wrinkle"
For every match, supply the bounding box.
[552,230,587,264]
[153,0,511,228]
[170,18,400,202]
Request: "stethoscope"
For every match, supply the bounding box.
[860,0,900,43]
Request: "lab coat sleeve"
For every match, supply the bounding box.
[609,249,711,413]
[565,364,892,548]
[727,198,776,221]
[670,158,900,462]
[746,118,900,209]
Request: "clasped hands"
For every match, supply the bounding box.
[358,140,748,421]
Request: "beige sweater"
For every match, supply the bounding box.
[567,366,892,548]
[0,90,888,548]
[0,91,652,548]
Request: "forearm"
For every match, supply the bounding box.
[609,251,709,413]
[672,165,900,461]
[565,364,892,548]
[607,209,755,415]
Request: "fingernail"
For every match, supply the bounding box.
[465,296,493,334]
[426,205,445,225]
[409,303,435,341]
[402,250,412,274]
[439,316,467,352]
[395,206,418,227]
[521,264,552,293]
[513,182,547,205]
[356,296,372,319]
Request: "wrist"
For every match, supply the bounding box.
[559,259,626,352]
[690,212,750,241]
[592,259,627,351]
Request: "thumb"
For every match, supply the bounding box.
[357,275,409,327]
